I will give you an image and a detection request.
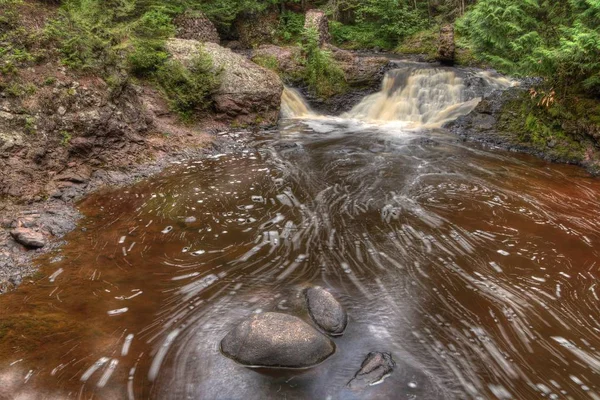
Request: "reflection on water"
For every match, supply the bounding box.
[2,72,600,400]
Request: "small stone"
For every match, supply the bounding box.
[58,106,67,116]
[348,352,396,390]
[305,287,347,336]
[220,312,335,369]
[184,216,197,224]
[10,228,46,249]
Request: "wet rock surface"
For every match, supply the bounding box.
[305,287,347,336]
[220,312,335,368]
[348,352,396,390]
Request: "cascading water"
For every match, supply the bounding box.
[282,63,516,127]
[280,87,317,119]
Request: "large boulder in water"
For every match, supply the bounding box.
[173,11,220,43]
[436,24,455,65]
[220,312,335,368]
[305,287,347,336]
[166,39,283,126]
[304,9,330,46]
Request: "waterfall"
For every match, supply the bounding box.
[280,87,317,119]
[281,64,515,127]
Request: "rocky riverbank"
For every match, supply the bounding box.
[447,81,600,176]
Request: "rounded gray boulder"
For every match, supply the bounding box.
[220,312,335,369]
[305,287,347,336]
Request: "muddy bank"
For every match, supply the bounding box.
[0,127,280,292]
[0,135,223,292]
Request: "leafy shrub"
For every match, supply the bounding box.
[302,28,347,98]
[133,10,174,39]
[276,11,304,43]
[45,13,116,72]
[457,0,600,95]
[155,49,221,119]
[129,40,168,76]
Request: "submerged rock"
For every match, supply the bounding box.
[220,312,335,369]
[10,228,46,249]
[348,352,396,390]
[166,39,283,127]
[305,287,347,336]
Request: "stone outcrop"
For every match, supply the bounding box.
[166,39,283,126]
[304,9,330,46]
[348,352,396,389]
[305,287,347,336]
[220,312,336,368]
[437,24,455,65]
[0,77,151,201]
[251,43,390,89]
[325,45,390,87]
[173,11,220,43]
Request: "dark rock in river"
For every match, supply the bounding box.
[348,352,396,390]
[305,287,347,336]
[220,312,335,369]
[10,227,46,249]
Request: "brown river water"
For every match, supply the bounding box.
[1,64,600,400]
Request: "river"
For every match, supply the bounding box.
[1,62,600,400]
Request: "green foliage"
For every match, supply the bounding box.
[198,0,279,31]
[457,0,600,96]
[253,54,279,72]
[45,0,177,74]
[60,130,72,146]
[45,11,116,72]
[154,49,221,120]
[0,3,47,78]
[128,40,168,76]
[396,28,438,59]
[24,116,36,134]
[328,0,428,49]
[276,11,304,43]
[133,10,175,38]
[3,81,35,97]
[302,27,347,98]
[498,92,595,163]
[44,76,57,86]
